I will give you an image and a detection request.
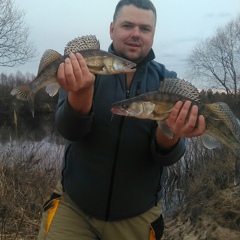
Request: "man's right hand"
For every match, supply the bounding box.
[57,53,95,115]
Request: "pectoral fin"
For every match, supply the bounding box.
[45,82,60,97]
[157,121,173,139]
[200,134,221,149]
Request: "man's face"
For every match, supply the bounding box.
[110,5,156,63]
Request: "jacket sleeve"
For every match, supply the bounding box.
[151,137,186,166]
[55,88,93,141]
[164,69,177,78]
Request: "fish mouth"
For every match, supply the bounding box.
[123,62,136,72]
[111,106,129,116]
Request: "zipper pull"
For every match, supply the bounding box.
[136,81,141,96]
[126,90,130,99]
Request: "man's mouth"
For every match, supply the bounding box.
[127,42,141,47]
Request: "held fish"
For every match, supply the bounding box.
[111,78,240,185]
[11,35,136,117]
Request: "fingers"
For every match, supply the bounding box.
[182,104,199,133]
[67,53,87,83]
[167,101,183,124]
[57,54,77,90]
[64,53,83,87]
[193,115,206,136]
[176,101,193,129]
[57,53,95,92]
[76,53,88,73]
[167,101,192,130]
[57,62,66,86]
[65,53,80,82]
[166,101,205,138]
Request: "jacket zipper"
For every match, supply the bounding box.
[105,115,125,221]
[104,76,134,221]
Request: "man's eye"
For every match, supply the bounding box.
[123,24,132,29]
[141,27,150,32]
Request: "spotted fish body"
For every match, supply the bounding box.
[111,78,240,185]
[11,35,136,117]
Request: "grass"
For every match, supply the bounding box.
[0,136,238,239]
[0,140,63,239]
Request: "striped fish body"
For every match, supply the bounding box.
[111,78,240,185]
[11,35,136,117]
[111,78,240,157]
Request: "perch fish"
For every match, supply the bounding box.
[111,78,240,185]
[11,35,136,117]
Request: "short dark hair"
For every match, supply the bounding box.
[113,0,157,25]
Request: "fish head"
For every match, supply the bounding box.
[111,99,155,119]
[111,57,136,73]
[101,51,136,74]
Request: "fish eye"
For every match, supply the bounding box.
[122,103,129,109]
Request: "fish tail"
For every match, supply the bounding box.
[11,84,31,101]
[11,84,35,118]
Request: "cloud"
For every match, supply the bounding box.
[176,37,201,43]
[204,13,215,18]
[162,53,179,58]
[217,12,232,18]
[204,12,232,19]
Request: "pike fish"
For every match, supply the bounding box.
[11,35,136,117]
[111,78,240,185]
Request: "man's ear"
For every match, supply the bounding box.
[110,22,114,39]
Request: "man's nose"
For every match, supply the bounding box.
[131,27,140,38]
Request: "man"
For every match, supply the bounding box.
[38,0,205,239]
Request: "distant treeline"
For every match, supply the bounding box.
[0,71,240,142]
[0,71,59,142]
[199,89,240,119]
[0,71,239,120]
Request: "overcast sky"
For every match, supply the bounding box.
[1,0,239,84]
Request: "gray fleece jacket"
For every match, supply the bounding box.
[55,46,185,221]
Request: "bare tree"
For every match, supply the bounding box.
[0,0,37,67]
[187,14,240,102]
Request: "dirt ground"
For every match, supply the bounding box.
[162,185,240,240]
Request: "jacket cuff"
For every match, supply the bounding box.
[151,137,186,166]
[55,98,94,141]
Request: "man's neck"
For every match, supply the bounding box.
[126,72,135,89]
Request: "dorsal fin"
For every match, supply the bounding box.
[159,78,202,104]
[64,35,100,55]
[37,49,62,75]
